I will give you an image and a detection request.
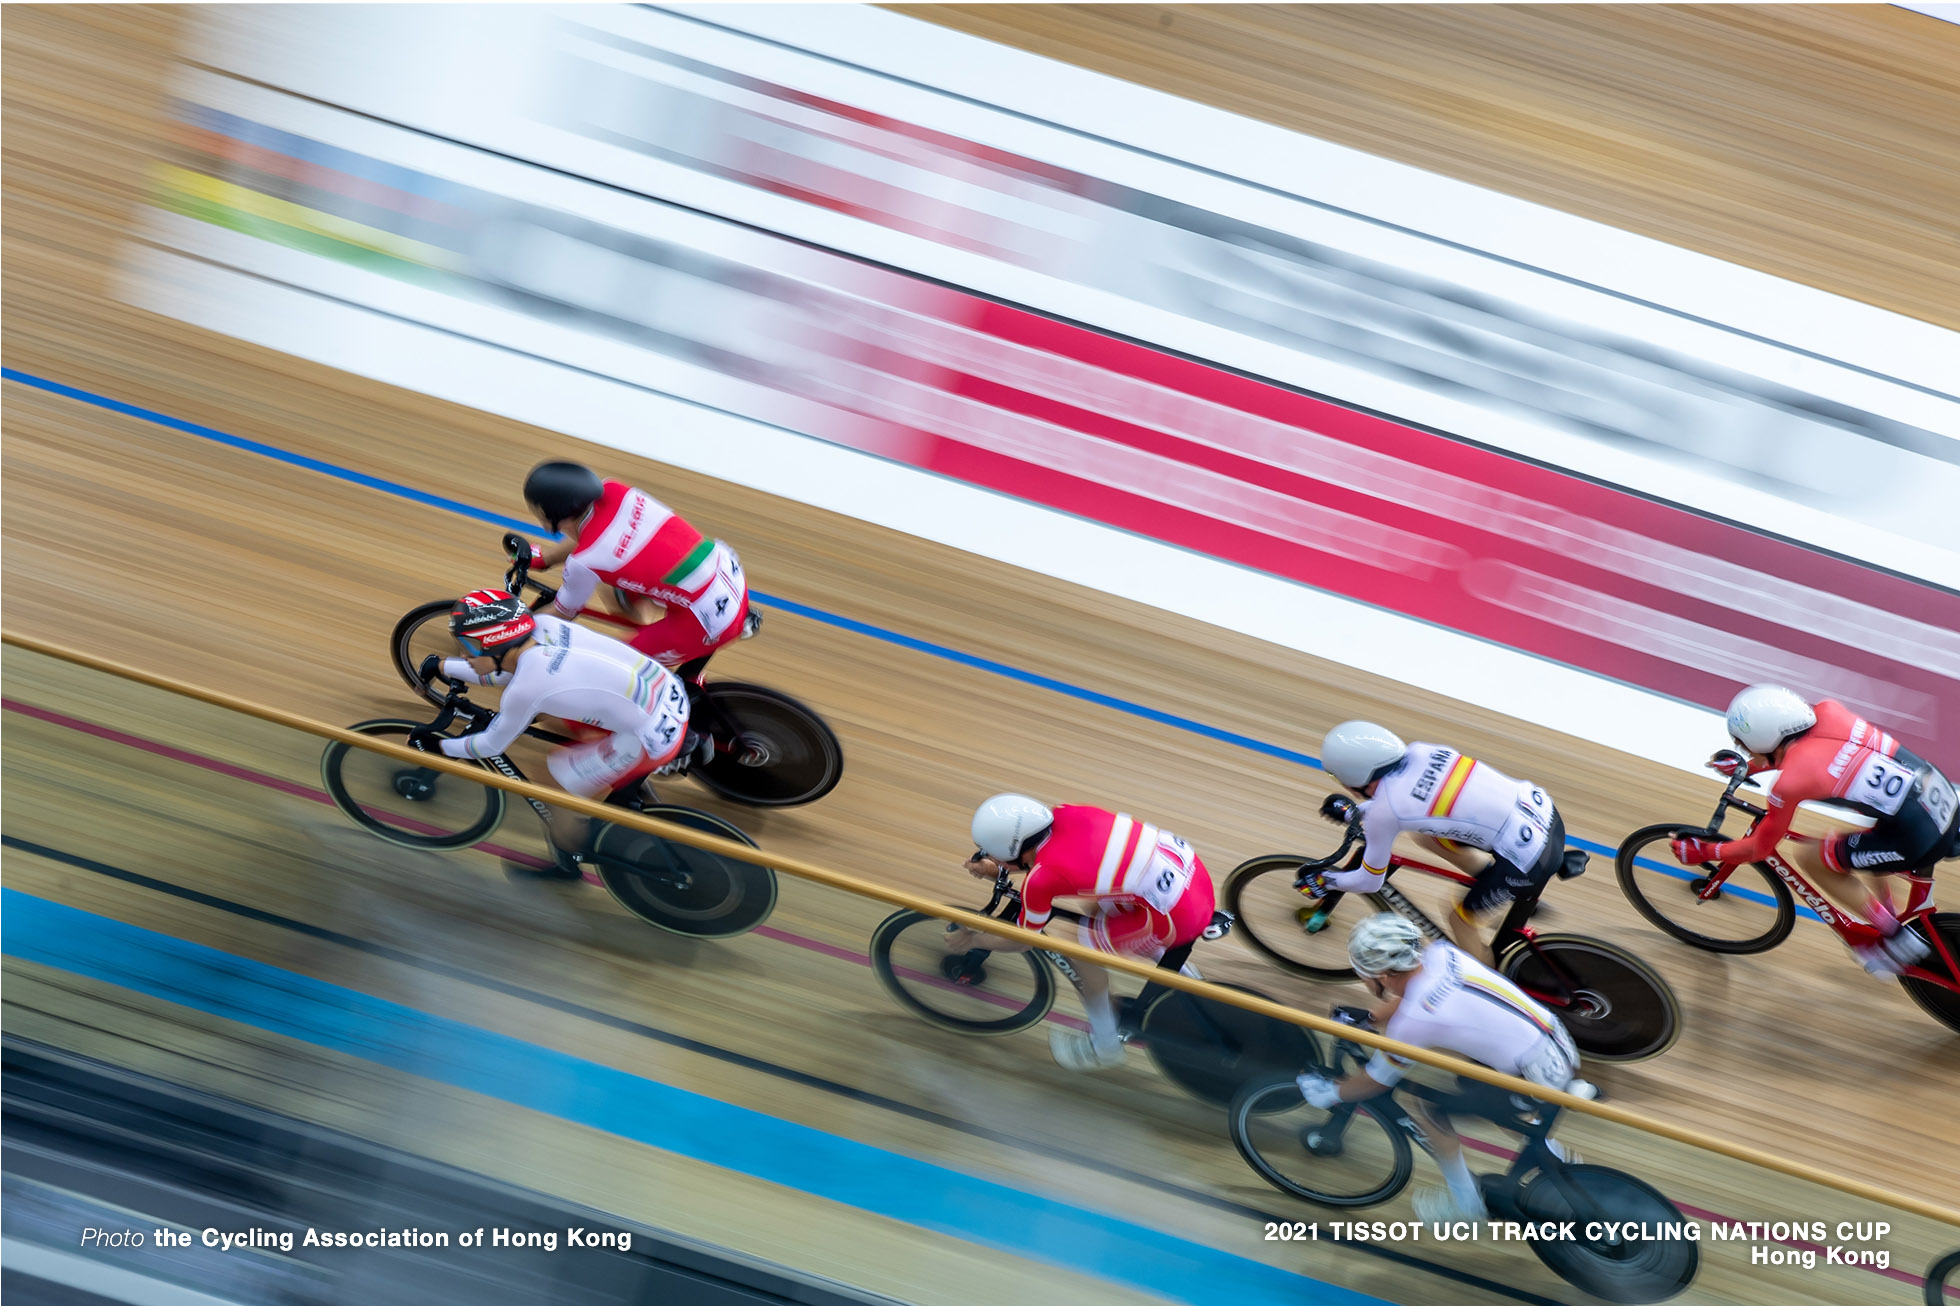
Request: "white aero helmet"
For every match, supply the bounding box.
[1726,685,1816,756]
[1322,721,1407,789]
[1348,914,1425,978]
[972,793,1054,863]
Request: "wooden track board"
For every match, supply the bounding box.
[4,8,1956,1302]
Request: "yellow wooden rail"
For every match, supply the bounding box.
[5,629,1956,1228]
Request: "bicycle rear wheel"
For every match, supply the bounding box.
[392,601,466,709]
[1925,1249,1960,1306]
[591,806,777,937]
[1517,1165,1699,1303]
[320,720,505,849]
[1228,1076,1412,1207]
[1900,913,1960,1034]
[1500,935,1680,1062]
[1222,855,1357,981]
[1135,983,1318,1108]
[689,683,843,808]
[868,909,1055,1035]
[1616,824,1794,953]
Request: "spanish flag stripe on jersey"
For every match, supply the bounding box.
[1428,755,1477,817]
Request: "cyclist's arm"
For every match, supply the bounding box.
[439,658,513,688]
[1325,802,1397,892]
[537,537,577,569]
[439,671,542,761]
[551,556,602,620]
[1017,864,1060,930]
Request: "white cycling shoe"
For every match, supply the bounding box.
[1855,928,1928,977]
[1050,1028,1126,1072]
[1412,1187,1489,1224]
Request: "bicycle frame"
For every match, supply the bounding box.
[1688,755,1960,992]
[1299,821,1592,1014]
[958,868,1198,1013]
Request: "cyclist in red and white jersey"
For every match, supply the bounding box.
[416,590,691,878]
[515,461,752,671]
[1671,685,1959,975]
[1314,722,1570,966]
[950,794,1217,1071]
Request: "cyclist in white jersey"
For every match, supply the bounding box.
[1316,722,1569,964]
[1294,915,1592,1223]
[415,589,691,876]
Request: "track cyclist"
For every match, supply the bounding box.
[1297,915,1592,1223]
[1313,722,1570,965]
[415,589,693,878]
[515,461,754,670]
[1671,685,1958,976]
[950,794,1217,1072]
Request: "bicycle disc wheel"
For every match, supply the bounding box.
[1501,935,1681,1062]
[1925,1249,1960,1306]
[1616,824,1794,953]
[320,720,505,849]
[689,683,843,807]
[868,909,1056,1035]
[1517,1165,1699,1303]
[1223,855,1358,981]
[591,806,777,937]
[392,600,466,709]
[1900,913,1960,1034]
[1228,1076,1412,1207]
[1136,983,1319,1108]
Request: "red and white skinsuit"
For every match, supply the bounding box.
[551,481,751,670]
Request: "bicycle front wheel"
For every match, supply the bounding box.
[1925,1249,1960,1306]
[320,720,505,849]
[1501,934,1680,1062]
[690,683,843,807]
[1616,824,1794,953]
[1229,1076,1412,1208]
[1901,913,1960,1034]
[1517,1165,1699,1303]
[591,806,777,937]
[392,600,466,709]
[868,909,1055,1035]
[1223,855,1358,981]
[1136,984,1319,1108]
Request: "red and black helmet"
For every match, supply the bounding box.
[449,589,535,656]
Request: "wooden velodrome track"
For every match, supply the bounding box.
[3,6,1956,1305]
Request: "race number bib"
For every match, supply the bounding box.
[1507,786,1555,855]
[1138,834,1196,914]
[1917,770,1958,831]
[1852,753,1917,816]
[692,548,746,643]
[638,674,689,756]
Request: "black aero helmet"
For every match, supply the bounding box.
[523,460,604,528]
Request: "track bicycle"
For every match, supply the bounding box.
[320,677,778,937]
[868,866,1315,1107]
[1616,749,1960,1034]
[1224,796,1680,1061]
[390,534,842,807]
[1231,1010,1698,1303]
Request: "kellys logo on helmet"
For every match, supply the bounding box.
[450,589,536,657]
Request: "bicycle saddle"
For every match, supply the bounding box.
[1201,910,1235,941]
[1556,848,1589,880]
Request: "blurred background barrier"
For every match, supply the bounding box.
[120,5,1960,770]
[4,635,1959,1306]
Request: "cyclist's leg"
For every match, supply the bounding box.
[1408,1086,1487,1216]
[1454,818,1562,964]
[1070,907,1174,1055]
[605,585,665,625]
[545,732,669,854]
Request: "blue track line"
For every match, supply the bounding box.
[9,363,1819,913]
[1,887,1395,1306]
